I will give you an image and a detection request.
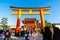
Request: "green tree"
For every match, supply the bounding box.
[1,17,8,30]
[45,20,52,28]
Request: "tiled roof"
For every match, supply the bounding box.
[24,18,36,21]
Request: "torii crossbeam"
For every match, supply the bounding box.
[10,6,50,36]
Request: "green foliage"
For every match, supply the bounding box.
[1,17,8,30]
[45,20,52,28]
[1,17,8,25]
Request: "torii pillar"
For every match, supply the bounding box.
[10,6,50,36]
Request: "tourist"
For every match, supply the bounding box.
[41,27,52,40]
[0,30,3,39]
[25,30,29,40]
[4,30,11,40]
[53,27,60,40]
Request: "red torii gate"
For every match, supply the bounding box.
[10,6,50,36]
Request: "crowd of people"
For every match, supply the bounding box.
[40,25,60,40]
[4,30,11,40]
[0,25,60,40]
[0,30,11,40]
[20,25,60,40]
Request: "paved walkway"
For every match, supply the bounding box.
[0,34,43,40]
[10,35,43,40]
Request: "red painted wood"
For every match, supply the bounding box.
[16,18,20,33]
[40,10,44,29]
